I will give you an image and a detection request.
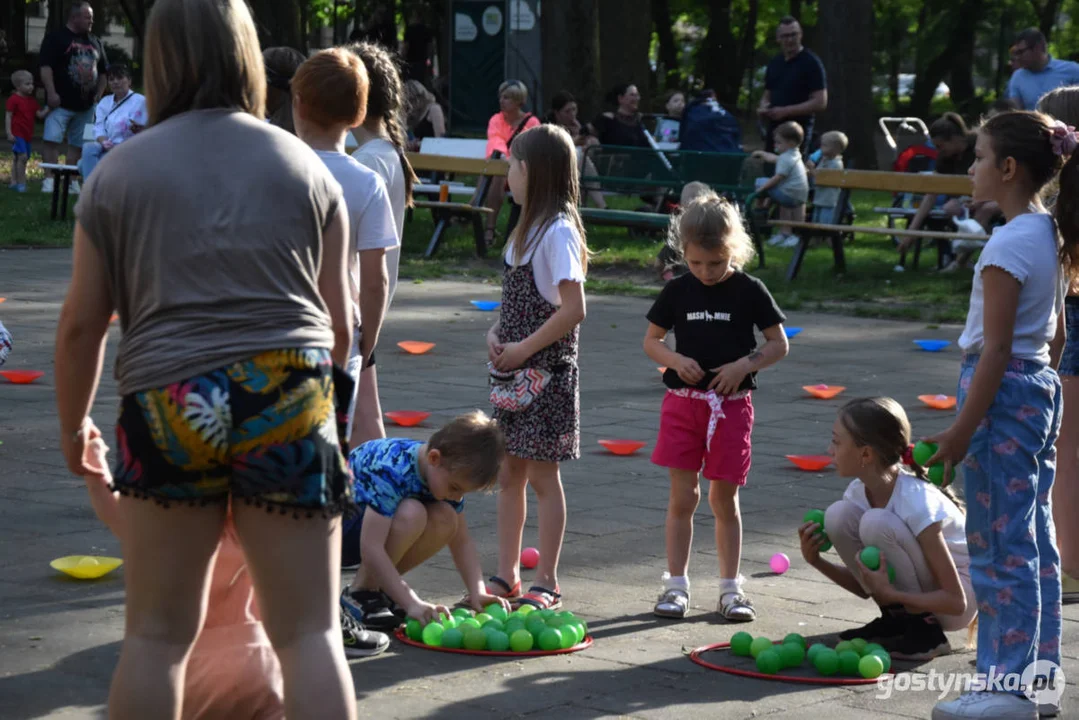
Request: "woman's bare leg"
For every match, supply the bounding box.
[348,364,386,449]
[108,498,227,720]
[233,504,356,720]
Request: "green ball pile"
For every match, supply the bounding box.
[730,632,891,679]
[803,509,833,552]
[912,441,947,486]
[413,604,588,654]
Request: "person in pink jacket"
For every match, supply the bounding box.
[482,80,540,245]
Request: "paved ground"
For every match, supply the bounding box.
[0,249,1075,719]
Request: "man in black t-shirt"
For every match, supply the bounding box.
[38,1,107,190]
[758,17,827,153]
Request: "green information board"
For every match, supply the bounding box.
[449,0,506,133]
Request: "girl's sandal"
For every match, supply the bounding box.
[453,575,522,610]
[518,585,562,611]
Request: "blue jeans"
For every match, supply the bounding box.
[1057,296,1079,376]
[77,142,107,179]
[957,354,1062,678]
[754,177,802,208]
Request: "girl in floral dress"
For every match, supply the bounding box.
[485,124,587,610]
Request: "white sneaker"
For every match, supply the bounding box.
[766,233,787,246]
[932,692,1037,720]
[69,179,81,195]
[781,234,801,248]
[41,177,54,193]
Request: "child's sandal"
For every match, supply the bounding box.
[452,575,522,609]
[518,585,562,611]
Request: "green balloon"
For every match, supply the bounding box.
[504,619,526,637]
[421,622,444,647]
[870,649,892,673]
[572,622,587,642]
[778,643,805,668]
[474,613,492,625]
[516,605,536,616]
[819,538,833,552]
[859,654,885,678]
[834,640,855,655]
[928,463,946,486]
[782,633,806,649]
[806,643,828,663]
[487,630,511,652]
[463,628,487,651]
[485,604,508,622]
[405,618,423,641]
[864,642,885,655]
[839,650,862,676]
[452,607,473,619]
[730,631,754,657]
[559,624,580,648]
[803,509,825,528]
[912,441,937,467]
[557,611,577,622]
[439,613,458,629]
[755,649,782,675]
[538,628,562,651]
[860,546,882,571]
[850,638,869,655]
[525,616,548,638]
[749,637,774,658]
[458,618,482,630]
[441,627,464,649]
[482,619,505,633]
[510,629,535,652]
[814,648,840,676]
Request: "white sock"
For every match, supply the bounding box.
[662,572,690,591]
[718,575,745,596]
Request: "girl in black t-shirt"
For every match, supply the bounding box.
[644,190,789,622]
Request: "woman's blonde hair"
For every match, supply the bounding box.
[508,124,588,272]
[143,0,265,126]
[291,48,368,130]
[499,80,528,107]
[666,189,756,269]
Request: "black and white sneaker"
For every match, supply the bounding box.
[839,604,907,642]
[340,608,389,658]
[886,612,951,661]
[341,588,400,630]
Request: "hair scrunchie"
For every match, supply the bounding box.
[1049,120,1079,156]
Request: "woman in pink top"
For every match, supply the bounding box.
[483,80,540,245]
[83,438,285,720]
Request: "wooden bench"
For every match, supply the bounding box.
[776,169,987,280]
[39,163,80,220]
[405,152,507,257]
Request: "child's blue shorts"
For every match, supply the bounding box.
[11,137,31,156]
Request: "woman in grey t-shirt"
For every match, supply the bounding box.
[53,1,359,717]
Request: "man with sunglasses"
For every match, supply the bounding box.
[758,16,827,154]
[1006,28,1079,111]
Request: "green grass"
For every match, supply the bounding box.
[1,152,971,323]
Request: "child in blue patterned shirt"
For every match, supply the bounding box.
[340,411,511,629]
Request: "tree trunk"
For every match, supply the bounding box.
[542,0,601,121]
[249,0,303,48]
[888,21,901,112]
[947,0,983,114]
[651,0,681,91]
[816,0,874,168]
[1030,0,1062,41]
[10,0,27,60]
[598,0,653,107]
[698,0,740,104]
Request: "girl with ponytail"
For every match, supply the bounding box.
[926,110,1076,719]
[346,41,419,446]
[798,398,973,663]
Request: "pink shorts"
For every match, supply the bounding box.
[651,390,754,484]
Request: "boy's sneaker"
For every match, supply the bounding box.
[885,612,951,660]
[932,691,1037,720]
[839,604,906,642]
[717,591,755,623]
[41,177,54,193]
[780,234,801,248]
[341,588,400,630]
[15,184,26,193]
[340,608,389,658]
[766,233,788,246]
[69,179,81,195]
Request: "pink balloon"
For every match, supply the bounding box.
[770,552,791,574]
[520,547,540,569]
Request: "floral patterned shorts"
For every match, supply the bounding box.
[112,349,352,516]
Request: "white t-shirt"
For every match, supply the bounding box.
[842,472,969,577]
[503,216,586,305]
[314,150,398,330]
[775,148,809,203]
[958,213,1063,364]
[352,138,406,304]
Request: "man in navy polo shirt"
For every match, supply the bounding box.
[1006,28,1079,110]
[758,16,827,153]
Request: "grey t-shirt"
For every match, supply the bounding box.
[812,155,843,208]
[76,109,344,395]
[775,148,809,203]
